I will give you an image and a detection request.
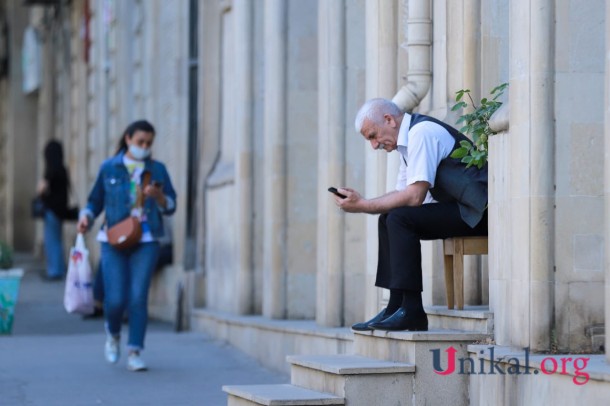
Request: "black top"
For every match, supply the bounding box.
[41,166,69,219]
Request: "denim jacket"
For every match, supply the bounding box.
[82,152,177,238]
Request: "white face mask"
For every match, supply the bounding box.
[128,144,151,160]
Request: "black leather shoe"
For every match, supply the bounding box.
[351,308,391,331]
[369,307,428,331]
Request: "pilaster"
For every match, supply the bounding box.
[262,0,288,319]
[604,0,610,362]
[316,0,346,327]
[500,0,555,350]
[364,0,397,318]
[234,0,254,315]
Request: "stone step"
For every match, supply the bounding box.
[287,354,414,405]
[467,345,610,404]
[191,308,353,374]
[353,329,491,406]
[224,384,344,406]
[425,305,493,334]
[353,328,490,363]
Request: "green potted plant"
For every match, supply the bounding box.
[0,241,23,335]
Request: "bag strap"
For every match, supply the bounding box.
[135,171,152,208]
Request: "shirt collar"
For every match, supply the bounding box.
[397,112,412,153]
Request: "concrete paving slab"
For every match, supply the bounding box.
[0,253,288,406]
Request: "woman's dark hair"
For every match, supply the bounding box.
[115,120,156,155]
[43,140,65,179]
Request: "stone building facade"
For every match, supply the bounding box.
[2,0,610,403]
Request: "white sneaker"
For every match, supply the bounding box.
[104,336,120,364]
[127,352,148,371]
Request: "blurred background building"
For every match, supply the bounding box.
[1,0,609,404]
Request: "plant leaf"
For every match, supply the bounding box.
[451,148,468,159]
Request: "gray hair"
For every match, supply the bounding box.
[354,98,402,133]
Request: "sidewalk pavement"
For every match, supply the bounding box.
[0,253,288,406]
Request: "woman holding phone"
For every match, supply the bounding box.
[77,120,177,371]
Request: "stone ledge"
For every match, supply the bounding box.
[468,344,610,384]
[223,384,344,405]
[354,328,490,342]
[192,308,353,341]
[425,305,493,319]
[287,354,415,375]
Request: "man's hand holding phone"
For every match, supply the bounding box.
[328,187,347,199]
[328,186,365,213]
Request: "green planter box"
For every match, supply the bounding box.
[0,269,24,335]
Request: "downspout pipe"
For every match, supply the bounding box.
[391,0,432,112]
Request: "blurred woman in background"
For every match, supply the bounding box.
[37,140,71,281]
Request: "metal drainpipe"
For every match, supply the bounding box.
[391,0,432,112]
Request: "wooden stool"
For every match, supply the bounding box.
[443,236,488,310]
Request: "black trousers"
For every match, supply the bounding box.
[376,202,488,292]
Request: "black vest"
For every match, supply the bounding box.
[409,114,488,228]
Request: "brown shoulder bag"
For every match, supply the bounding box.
[107,172,150,250]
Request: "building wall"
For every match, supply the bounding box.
[1,0,607,359]
[554,0,606,351]
[487,0,606,352]
[2,1,39,251]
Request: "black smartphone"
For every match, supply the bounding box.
[328,187,347,199]
[153,181,163,188]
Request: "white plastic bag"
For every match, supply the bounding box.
[64,233,94,315]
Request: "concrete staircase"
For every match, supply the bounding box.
[222,308,492,405]
[224,354,414,406]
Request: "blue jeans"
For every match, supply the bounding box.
[101,242,160,351]
[93,260,104,303]
[43,210,65,278]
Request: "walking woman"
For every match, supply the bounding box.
[77,120,177,371]
[37,140,72,281]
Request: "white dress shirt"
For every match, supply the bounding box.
[395,113,456,204]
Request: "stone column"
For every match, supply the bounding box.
[33,8,56,254]
[196,0,223,306]
[316,0,346,327]
[69,0,89,234]
[604,0,610,362]
[5,0,38,250]
[364,0,397,318]
[92,0,109,163]
[116,0,134,126]
[446,0,480,121]
[234,0,254,315]
[446,0,482,306]
[501,0,555,350]
[262,0,287,319]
